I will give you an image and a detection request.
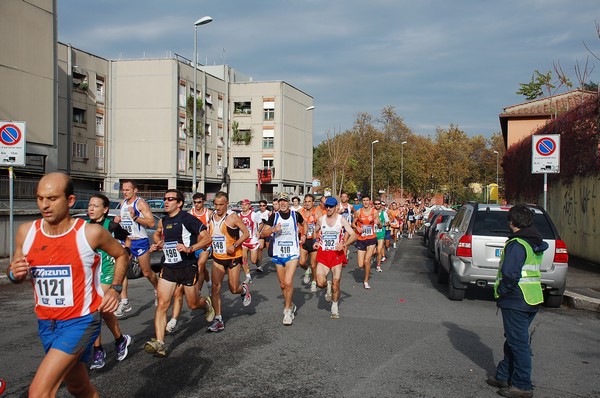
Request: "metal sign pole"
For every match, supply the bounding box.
[543,173,547,210]
[9,166,14,262]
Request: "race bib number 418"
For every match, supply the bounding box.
[31,265,74,307]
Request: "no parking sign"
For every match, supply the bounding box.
[532,134,560,174]
[0,121,26,166]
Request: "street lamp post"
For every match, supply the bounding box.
[401,141,407,201]
[493,150,499,203]
[371,140,379,199]
[303,106,315,194]
[192,16,212,193]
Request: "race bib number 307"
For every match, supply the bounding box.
[31,265,74,307]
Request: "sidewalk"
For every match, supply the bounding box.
[1,255,599,312]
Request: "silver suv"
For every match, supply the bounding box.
[436,203,568,307]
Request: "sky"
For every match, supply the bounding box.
[57,0,600,143]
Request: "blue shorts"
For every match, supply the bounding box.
[272,255,299,266]
[194,246,212,259]
[38,312,101,363]
[130,238,150,258]
[385,230,392,240]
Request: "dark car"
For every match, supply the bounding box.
[425,210,456,257]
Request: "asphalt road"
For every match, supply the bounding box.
[1,238,599,397]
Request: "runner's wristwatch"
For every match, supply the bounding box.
[110,284,123,293]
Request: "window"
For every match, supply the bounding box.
[95,144,104,170]
[233,157,250,169]
[96,79,105,103]
[205,123,211,136]
[178,118,186,139]
[234,101,251,115]
[262,128,274,149]
[263,100,275,120]
[179,84,186,108]
[95,115,104,136]
[188,150,200,169]
[205,153,211,167]
[218,96,224,119]
[73,142,87,159]
[205,92,213,107]
[263,158,274,169]
[73,108,86,124]
[178,148,186,172]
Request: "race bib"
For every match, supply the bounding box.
[276,241,293,256]
[163,241,182,264]
[31,266,74,308]
[307,223,315,237]
[121,219,133,233]
[375,224,383,233]
[212,236,226,255]
[361,225,373,236]
[321,231,338,251]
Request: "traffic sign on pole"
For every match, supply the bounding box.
[532,134,560,174]
[0,121,26,166]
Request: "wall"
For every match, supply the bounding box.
[547,175,600,264]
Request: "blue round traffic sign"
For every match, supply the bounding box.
[535,137,556,156]
[0,124,22,146]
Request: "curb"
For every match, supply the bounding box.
[563,290,600,313]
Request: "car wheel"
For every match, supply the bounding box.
[437,263,449,284]
[127,257,143,279]
[448,268,465,301]
[544,293,563,308]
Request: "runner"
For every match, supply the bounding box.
[260,192,306,325]
[144,189,215,357]
[373,199,389,272]
[206,191,252,332]
[352,196,381,289]
[165,192,213,334]
[299,194,321,292]
[255,199,271,272]
[352,197,363,212]
[86,194,133,369]
[406,204,416,239]
[114,179,158,314]
[313,197,356,318]
[239,199,263,284]
[8,173,128,397]
[291,196,302,212]
[387,202,401,249]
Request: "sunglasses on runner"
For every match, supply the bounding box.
[325,204,335,209]
[163,197,178,202]
[193,200,203,204]
[374,202,381,205]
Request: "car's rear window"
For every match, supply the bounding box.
[473,210,555,239]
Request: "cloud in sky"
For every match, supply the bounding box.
[57,0,600,142]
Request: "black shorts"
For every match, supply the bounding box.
[302,238,317,253]
[213,256,243,270]
[355,238,377,251]
[159,264,198,286]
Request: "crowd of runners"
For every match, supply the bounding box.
[6,173,429,396]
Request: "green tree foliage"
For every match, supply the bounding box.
[516,70,550,100]
[186,95,203,137]
[313,107,503,204]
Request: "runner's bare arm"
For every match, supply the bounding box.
[134,198,155,228]
[6,222,34,282]
[341,218,357,246]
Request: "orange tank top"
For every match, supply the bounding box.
[300,207,318,238]
[23,218,102,320]
[209,211,242,260]
[356,208,377,240]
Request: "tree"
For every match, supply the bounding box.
[186,95,203,137]
[515,70,548,100]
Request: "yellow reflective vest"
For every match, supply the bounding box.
[494,237,544,306]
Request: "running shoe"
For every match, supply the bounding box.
[393,242,397,249]
[242,283,252,307]
[0,378,5,395]
[364,281,371,289]
[207,319,225,332]
[90,349,106,369]
[376,266,382,272]
[144,338,166,357]
[204,296,215,322]
[114,302,125,318]
[325,280,332,303]
[282,309,293,325]
[244,275,252,285]
[290,303,297,320]
[331,302,340,319]
[121,301,132,313]
[310,281,317,292]
[303,268,311,284]
[116,334,132,361]
[166,318,178,334]
[381,256,387,262]
[256,265,263,273]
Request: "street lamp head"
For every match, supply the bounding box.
[194,16,213,26]
[305,106,315,111]
[401,141,407,145]
[372,140,379,145]
[493,150,499,154]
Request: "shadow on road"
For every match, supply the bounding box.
[442,321,496,375]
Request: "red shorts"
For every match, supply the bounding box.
[242,240,260,250]
[316,248,348,268]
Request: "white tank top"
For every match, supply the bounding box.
[318,214,344,251]
[119,198,148,240]
[273,211,300,258]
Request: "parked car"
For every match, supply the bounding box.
[433,214,456,273]
[421,205,453,238]
[436,202,568,307]
[146,199,165,209]
[425,210,456,257]
[73,211,163,279]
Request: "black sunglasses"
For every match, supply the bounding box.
[325,204,335,209]
[193,200,203,204]
[163,197,178,202]
[374,203,381,205]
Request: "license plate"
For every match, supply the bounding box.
[495,249,502,257]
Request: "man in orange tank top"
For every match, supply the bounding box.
[8,173,129,397]
[351,196,381,289]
